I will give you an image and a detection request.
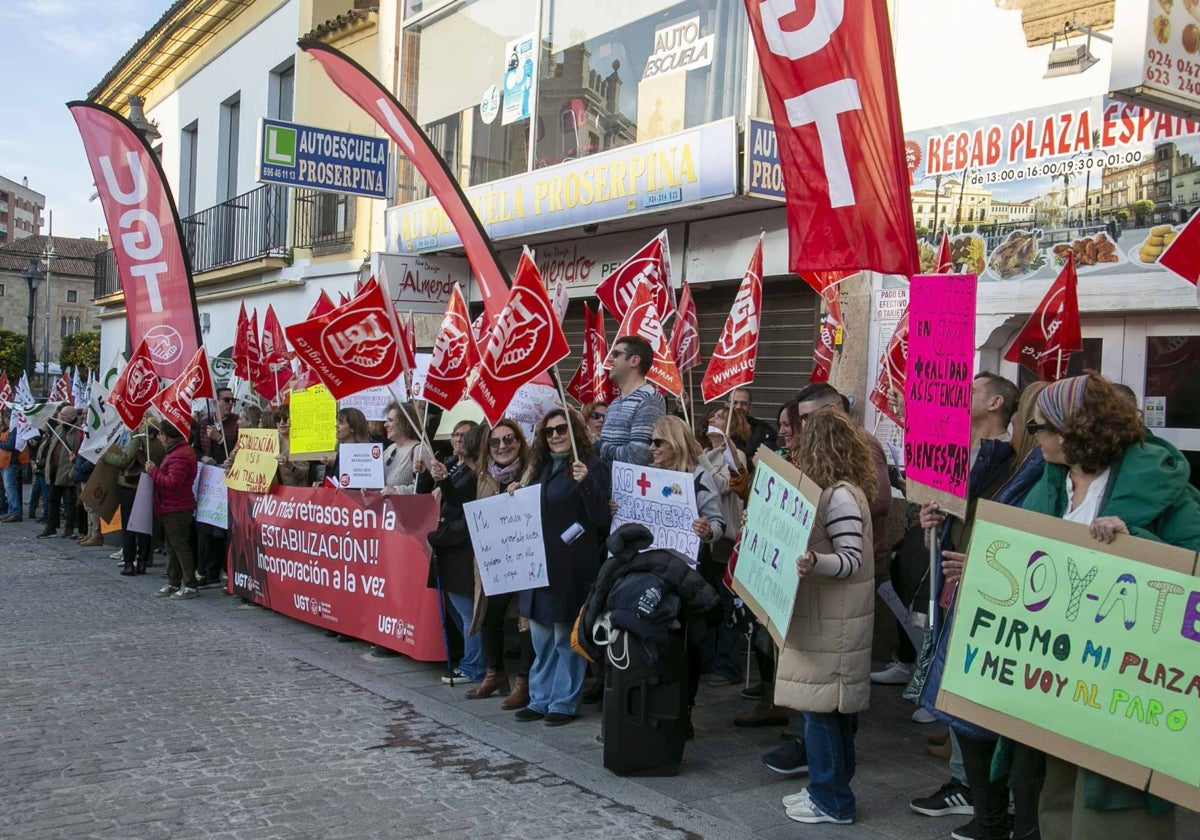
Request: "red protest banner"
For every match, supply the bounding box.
[285,277,405,399]
[67,102,202,379]
[595,230,675,322]
[259,304,292,403]
[611,279,683,397]
[744,1,919,276]
[423,283,478,411]
[701,238,763,402]
[469,252,570,426]
[107,339,160,431]
[1003,253,1083,381]
[869,308,909,425]
[151,346,215,436]
[226,486,445,660]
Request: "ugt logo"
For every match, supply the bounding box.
[321,310,401,381]
[124,357,159,406]
[430,312,470,378]
[485,292,553,382]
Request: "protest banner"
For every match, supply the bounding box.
[227,486,444,659]
[80,447,122,524]
[338,375,407,420]
[610,461,700,562]
[903,273,976,518]
[289,383,337,456]
[195,464,229,528]
[337,442,385,489]
[225,429,279,493]
[463,486,548,596]
[729,447,821,648]
[938,501,1200,808]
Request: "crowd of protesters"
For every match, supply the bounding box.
[9,334,1198,837]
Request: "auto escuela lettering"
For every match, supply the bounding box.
[267,130,387,193]
[962,540,1200,732]
[399,145,698,243]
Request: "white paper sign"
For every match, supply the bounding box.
[338,442,385,489]
[464,486,548,596]
[194,464,229,528]
[1144,395,1166,428]
[408,353,432,402]
[128,472,155,535]
[610,461,700,562]
[339,379,404,420]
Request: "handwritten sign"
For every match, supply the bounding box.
[225,429,279,493]
[338,442,385,489]
[339,375,407,420]
[939,501,1200,808]
[904,273,976,518]
[194,464,228,528]
[289,383,337,456]
[730,447,821,648]
[464,486,548,596]
[610,461,700,562]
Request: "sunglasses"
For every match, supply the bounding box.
[1025,419,1056,436]
[589,411,606,421]
[489,433,517,449]
[649,438,668,448]
[219,397,234,403]
[543,423,570,439]
[608,350,628,360]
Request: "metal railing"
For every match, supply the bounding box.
[94,183,290,299]
[292,188,356,252]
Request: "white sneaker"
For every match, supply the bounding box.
[154,585,178,598]
[870,660,914,684]
[912,707,937,724]
[786,792,853,825]
[782,788,812,808]
[170,586,198,600]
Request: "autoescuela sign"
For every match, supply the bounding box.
[256,118,389,199]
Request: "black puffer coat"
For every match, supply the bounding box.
[577,523,721,664]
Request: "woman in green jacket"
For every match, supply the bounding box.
[1022,373,1200,838]
[102,420,165,575]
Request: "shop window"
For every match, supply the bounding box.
[1145,336,1200,430]
[537,0,747,168]
[66,290,77,303]
[399,0,534,202]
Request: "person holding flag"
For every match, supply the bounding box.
[147,421,200,601]
[102,419,165,575]
[597,336,665,466]
[0,408,31,523]
[37,405,82,540]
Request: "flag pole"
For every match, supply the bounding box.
[551,364,580,463]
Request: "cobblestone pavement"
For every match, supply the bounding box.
[2,523,1197,840]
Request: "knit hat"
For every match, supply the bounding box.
[1036,375,1089,431]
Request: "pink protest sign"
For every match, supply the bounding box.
[903,274,976,518]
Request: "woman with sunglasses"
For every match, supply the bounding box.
[648,414,726,732]
[582,401,608,442]
[380,401,431,496]
[513,408,611,726]
[461,419,536,706]
[1002,373,1200,837]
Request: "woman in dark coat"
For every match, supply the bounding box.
[516,407,610,726]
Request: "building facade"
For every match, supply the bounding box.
[0,176,45,244]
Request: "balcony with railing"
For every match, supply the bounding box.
[94,183,290,300]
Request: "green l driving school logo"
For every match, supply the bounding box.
[263,124,297,167]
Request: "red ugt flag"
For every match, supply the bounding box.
[595,230,675,323]
[1157,209,1200,286]
[869,309,908,425]
[259,304,292,403]
[49,370,73,404]
[811,283,843,384]
[566,303,600,405]
[612,280,683,397]
[285,276,405,400]
[469,252,570,426]
[669,282,701,373]
[107,339,160,431]
[702,238,763,402]
[744,1,919,277]
[1003,252,1083,381]
[151,347,215,436]
[423,283,479,411]
[0,372,10,404]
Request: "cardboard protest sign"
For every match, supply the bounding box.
[227,486,444,659]
[194,464,229,528]
[610,461,700,562]
[464,486,548,596]
[730,447,821,648]
[80,447,122,524]
[289,383,337,456]
[337,442,385,489]
[225,429,280,493]
[938,500,1200,808]
[904,274,976,518]
[100,507,122,534]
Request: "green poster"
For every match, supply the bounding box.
[942,501,1200,787]
[731,449,821,647]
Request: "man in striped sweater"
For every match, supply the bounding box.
[597,335,665,467]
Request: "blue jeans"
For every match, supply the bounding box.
[4,464,21,516]
[31,474,49,519]
[528,619,586,716]
[445,590,485,681]
[804,711,858,821]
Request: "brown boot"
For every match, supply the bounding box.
[465,669,508,700]
[733,681,790,727]
[500,675,529,710]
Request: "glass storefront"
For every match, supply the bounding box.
[535,0,747,168]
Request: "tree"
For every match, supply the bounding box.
[0,329,30,382]
[1131,200,1154,226]
[60,330,101,377]
[961,223,976,233]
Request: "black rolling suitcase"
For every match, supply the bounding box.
[602,627,689,776]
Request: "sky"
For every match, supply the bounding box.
[0,0,168,240]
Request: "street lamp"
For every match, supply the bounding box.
[40,239,56,395]
[19,259,42,383]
